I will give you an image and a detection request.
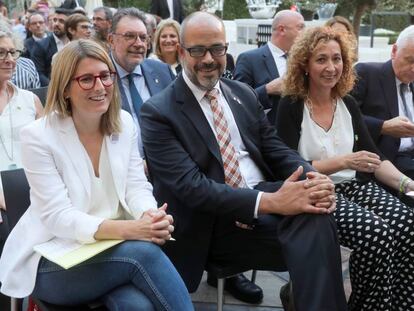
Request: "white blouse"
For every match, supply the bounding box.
[298,98,355,184]
[86,140,124,220]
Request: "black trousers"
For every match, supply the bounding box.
[209,181,347,311]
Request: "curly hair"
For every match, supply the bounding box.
[282,26,355,100]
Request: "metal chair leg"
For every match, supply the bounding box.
[251,270,257,283]
[217,278,225,311]
[11,297,19,311]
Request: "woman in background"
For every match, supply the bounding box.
[151,19,181,75]
[65,13,92,41]
[325,16,358,62]
[0,39,193,311]
[276,27,414,311]
[0,30,43,211]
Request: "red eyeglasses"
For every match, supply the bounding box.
[72,71,117,90]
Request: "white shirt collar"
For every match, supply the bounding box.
[112,56,143,79]
[267,41,286,58]
[182,70,221,103]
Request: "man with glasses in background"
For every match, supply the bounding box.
[31,7,70,86]
[92,6,113,52]
[234,10,304,124]
[23,13,47,59]
[109,8,174,158]
[140,12,347,310]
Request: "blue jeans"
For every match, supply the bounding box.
[32,241,194,311]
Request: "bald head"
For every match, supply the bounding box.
[272,10,303,29]
[270,10,305,52]
[180,11,225,45]
[178,11,227,91]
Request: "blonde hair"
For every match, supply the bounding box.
[153,19,180,62]
[45,39,121,134]
[283,26,355,100]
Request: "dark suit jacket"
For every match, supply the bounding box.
[150,0,184,23]
[140,75,313,292]
[113,58,174,114]
[352,60,400,162]
[31,33,57,86]
[234,44,280,123]
[23,37,36,59]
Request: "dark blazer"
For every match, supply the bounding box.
[233,44,280,123]
[23,37,36,59]
[113,58,174,114]
[276,95,384,181]
[31,33,58,86]
[351,60,400,162]
[150,0,184,23]
[140,75,313,292]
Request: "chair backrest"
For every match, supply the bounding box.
[28,86,48,107]
[1,168,30,231]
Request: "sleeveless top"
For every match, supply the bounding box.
[0,83,36,198]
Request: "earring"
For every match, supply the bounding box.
[305,72,309,76]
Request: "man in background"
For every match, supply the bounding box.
[234,10,304,123]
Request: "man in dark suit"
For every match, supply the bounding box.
[140,12,347,311]
[109,8,174,157]
[352,25,414,180]
[234,10,304,123]
[31,8,70,86]
[150,0,184,23]
[23,13,47,59]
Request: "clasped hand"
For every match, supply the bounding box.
[262,166,336,216]
[136,204,174,245]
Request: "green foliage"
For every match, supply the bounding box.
[373,13,410,32]
[223,0,250,19]
[104,0,151,11]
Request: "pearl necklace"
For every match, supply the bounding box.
[0,85,14,164]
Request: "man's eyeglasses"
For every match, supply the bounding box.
[72,71,117,90]
[113,32,148,43]
[0,49,22,60]
[92,17,107,22]
[181,44,228,58]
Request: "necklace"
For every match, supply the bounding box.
[305,97,337,120]
[305,96,340,158]
[0,85,14,163]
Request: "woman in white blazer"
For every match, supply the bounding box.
[0,40,193,311]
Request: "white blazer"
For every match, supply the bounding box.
[0,110,157,298]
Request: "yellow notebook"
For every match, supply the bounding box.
[34,239,124,269]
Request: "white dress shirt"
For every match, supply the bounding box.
[53,33,67,51]
[267,41,288,77]
[396,78,414,151]
[182,71,264,216]
[113,60,151,156]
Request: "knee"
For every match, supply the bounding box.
[116,241,165,264]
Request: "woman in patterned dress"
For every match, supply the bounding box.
[275,26,414,311]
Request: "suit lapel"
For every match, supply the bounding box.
[176,75,222,165]
[141,60,164,96]
[381,61,399,117]
[262,45,279,79]
[57,117,90,197]
[220,81,274,178]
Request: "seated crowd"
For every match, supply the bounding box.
[0,2,413,311]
